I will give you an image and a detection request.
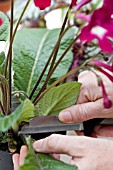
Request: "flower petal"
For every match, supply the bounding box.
[0,18,2,26]
[90,60,113,72]
[98,68,113,82]
[34,0,51,10]
[79,0,113,52]
[72,0,77,6]
[74,0,92,11]
[100,80,112,108]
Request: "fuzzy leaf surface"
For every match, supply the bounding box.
[0,113,4,118]
[0,12,9,41]
[0,99,34,132]
[17,99,34,125]
[13,28,74,98]
[35,82,81,116]
[0,52,5,74]
[19,136,78,170]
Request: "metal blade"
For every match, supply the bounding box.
[100,118,113,125]
[19,116,84,135]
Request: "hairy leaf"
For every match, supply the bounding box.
[35,82,81,116]
[0,113,4,118]
[0,52,5,75]
[0,12,10,41]
[0,99,34,132]
[13,28,74,98]
[17,99,34,125]
[19,136,78,170]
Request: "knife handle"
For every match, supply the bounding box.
[83,118,104,136]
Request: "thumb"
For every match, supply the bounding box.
[94,125,113,137]
[59,99,104,123]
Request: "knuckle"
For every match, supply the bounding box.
[46,134,59,149]
[76,104,89,122]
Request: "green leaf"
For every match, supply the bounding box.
[35,82,81,116]
[0,51,5,75]
[0,99,34,132]
[17,99,34,125]
[0,113,4,118]
[13,28,74,98]
[19,136,78,170]
[0,12,10,41]
[37,154,78,170]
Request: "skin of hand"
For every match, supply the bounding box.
[94,125,113,137]
[58,70,113,123]
[32,134,113,170]
[13,146,28,170]
[13,145,60,170]
[13,125,113,170]
[13,70,113,169]
[13,128,113,170]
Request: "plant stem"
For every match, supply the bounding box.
[0,75,9,114]
[0,100,6,115]
[33,35,79,104]
[34,64,85,104]
[47,3,72,76]
[29,4,73,100]
[0,81,7,114]
[4,0,31,78]
[8,0,14,114]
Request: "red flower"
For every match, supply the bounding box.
[79,0,113,52]
[72,0,77,6]
[34,0,51,10]
[90,59,113,108]
[90,60,113,72]
[100,80,112,108]
[90,59,113,82]
[74,0,92,11]
[98,68,113,82]
[0,18,2,26]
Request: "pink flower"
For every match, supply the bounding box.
[0,18,2,26]
[72,0,77,6]
[90,59,113,82]
[79,0,113,52]
[98,68,113,82]
[100,80,112,108]
[74,0,92,11]
[34,0,51,10]
[90,60,113,72]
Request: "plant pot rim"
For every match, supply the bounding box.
[0,150,13,170]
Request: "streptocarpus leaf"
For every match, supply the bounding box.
[0,12,10,41]
[35,82,81,116]
[0,113,4,118]
[13,28,74,98]
[19,136,78,170]
[17,99,34,125]
[0,99,34,132]
[0,52,5,75]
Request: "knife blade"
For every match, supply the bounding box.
[19,116,113,135]
[19,116,84,134]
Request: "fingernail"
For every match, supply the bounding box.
[59,111,73,123]
[33,139,44,151]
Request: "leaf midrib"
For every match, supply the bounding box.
[27,30,50,95]
[45,85,78,115]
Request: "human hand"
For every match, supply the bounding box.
[59,71,113,123]
[12,145,60,170]
[33,134,113,170]
[94,125,113,137]
[13,146,28,170]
